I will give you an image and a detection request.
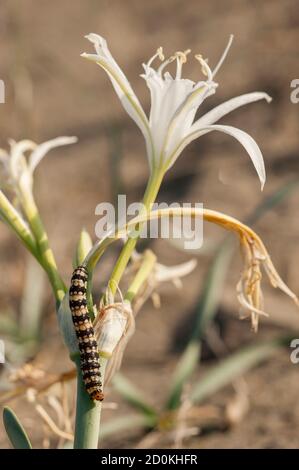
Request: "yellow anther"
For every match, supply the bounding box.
[175,49,191,64]
[195,54,211,78]
[147,47,165,68]
[157,47,165,61]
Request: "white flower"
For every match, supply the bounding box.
[82,33,271,188]
[0,136,77,197]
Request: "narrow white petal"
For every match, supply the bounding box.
[29,136,78,173]
[144,71,195,160]
[9,140,36,181]
[162,81,217,160]
[166,124,266,189]
[236,289,269,317]
[155,259,197,282]
[82,34,153,163]
[193,92,272,129]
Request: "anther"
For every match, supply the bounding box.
[175,49,191,64]
[174,49,191,79]
[147,47,165,68]
[195,54,212,81]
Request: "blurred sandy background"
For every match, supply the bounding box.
[0,0,299,448]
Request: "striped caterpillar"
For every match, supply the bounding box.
[69,265,104,401]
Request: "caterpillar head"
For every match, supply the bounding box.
[91,390,104,401]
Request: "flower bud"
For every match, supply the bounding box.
[73,229,93,267]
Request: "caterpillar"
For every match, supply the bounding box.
[69,265,104,401]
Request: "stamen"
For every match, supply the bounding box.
[194,54,213,81]
[147,47,165,68]
[157,47,165,61]
[212,34,234,78]
[175,49,191,79]
[158,55,176,76]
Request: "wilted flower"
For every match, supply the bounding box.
[114,206,299,331]
[236,231,299,332]
[94,298,135,384]
[95,300,134,357]
[82,34,270,188]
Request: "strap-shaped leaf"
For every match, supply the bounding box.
[3,407,32,449]
[191,335,294,404]
[112,373,157,419]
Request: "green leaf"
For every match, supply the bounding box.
[166,341,201,410]
[112,373,158,419]
[191,335,294,404]
[3,407,32,449]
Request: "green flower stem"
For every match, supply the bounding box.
[73,355,107,449]
[125,249,157,302]
[0,191,39,259]
[108,168,164,297]
[21,193,66,303]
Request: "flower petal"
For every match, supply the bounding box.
[29,136,78,173]
[143,71,195,160]
[166,124,266,189]
[9,140,36,184]
[82,34,154,163]
[193,92,271,128]
[162,81,217,160]
[155,259,197,282]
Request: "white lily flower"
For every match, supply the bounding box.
[0,136,77,197]
[82,33,271,188]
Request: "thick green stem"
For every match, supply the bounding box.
[21,193,66,302]
[0,191,39,260]
[73,355,107,449]
[108,168,164,296]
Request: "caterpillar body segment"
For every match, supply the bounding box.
[69,265,104,401]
